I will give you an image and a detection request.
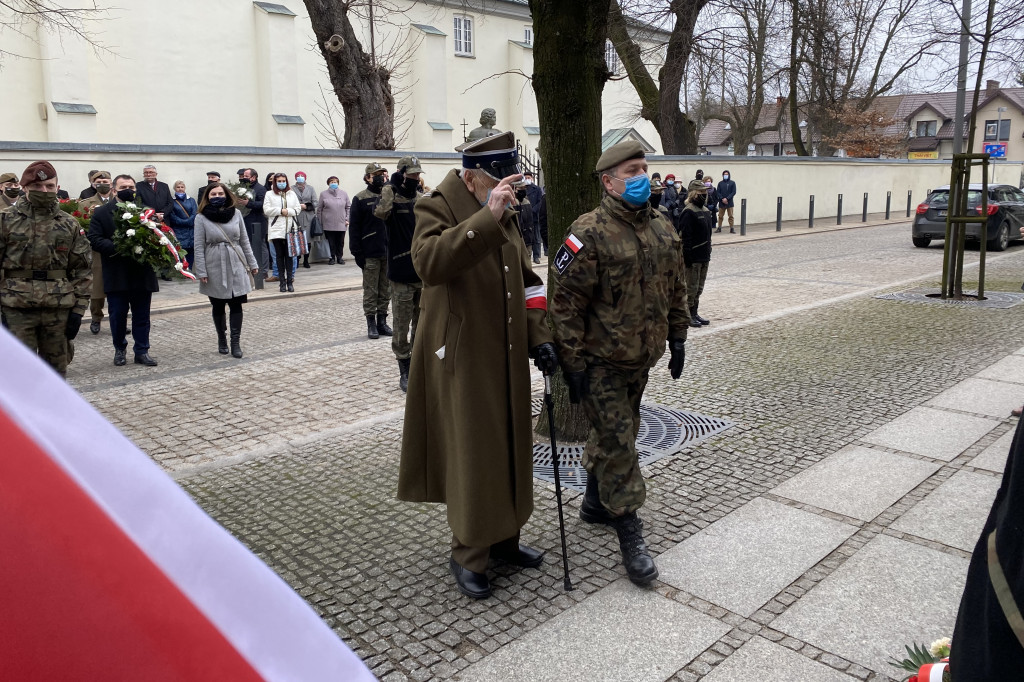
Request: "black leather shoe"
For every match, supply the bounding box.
[580,475,615,525]
[689,315,702,328]
[613,513,659,585]
[134,353,158,367]
[491,544,544,568]
[449,557,491,599]
[113,349,126,366]
[695,313,710,326]
[90,321,100,334]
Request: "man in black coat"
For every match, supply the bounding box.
[238,168,269,277]
[522,171,545,259]
[136,164,173,223]
[87,174,159,367]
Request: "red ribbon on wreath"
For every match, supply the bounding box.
[139,208,196,281]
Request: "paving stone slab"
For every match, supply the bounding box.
[891,470,1001,551]
[773,534,968,675]
[926,377,1024,418]
[701,636,858,681]
[656,498,857,616]
[453,580,730,682]
[972,430,1014,473]
[976,355,1024,384]
[771,446,940,521]
[860,407,998,461]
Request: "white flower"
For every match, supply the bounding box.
[133,246,143,254]
[928,637,951,657]
[122,212,133,220]
[145,220,158,228]
[159,236,170,245]
[125,202,137,209]
[125,229,136,237]
[174,262,184,271]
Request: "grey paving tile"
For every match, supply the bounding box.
[773,534,968,675]
[860,407,998,461]
[701,636,858,681]
[891,470,1001,551]
[926,377,1024,418]
[453,580,730,682]
[771,446,940,521]
[976,354,1024,384]
[657,498,857,616]
[972,430,1014,473]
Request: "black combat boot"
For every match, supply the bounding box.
[579,474,614,525]
[366,315,379,339]
[229,311,244,358]
[689,307,702,327]
[398,357,410,393]
[612,512,658,585]
[376,313,393,336]
[213,309,229,354]
[693,304,709,326]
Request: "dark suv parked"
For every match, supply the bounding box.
[912,183,1024,251]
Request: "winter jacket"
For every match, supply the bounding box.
[168,195,198,252]
[194,209,258,300]
[263,189,301,241]
[349,185,387,262]
[317,188,351,232]
[676,202,713,264]
[661,185,680,215]
[374,184,420,284]
[292,183,318,236]
[516,198,535,246]
[717,178,737,208]
[537,193,548,246]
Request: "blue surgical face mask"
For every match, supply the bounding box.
[617,173,651,206]
[723,174,730,180]
[276,181,287,190]
[175,192,185,200]
[329,182,339,190]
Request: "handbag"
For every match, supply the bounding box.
[310,215,323,238]
[287,227,309,257]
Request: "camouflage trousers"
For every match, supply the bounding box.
[685,261,709,310]
[581,365,650,516]
[391,280,422,360]
[362,257,392,317]
[2,306,71,377]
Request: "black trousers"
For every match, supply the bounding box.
[107,290,152,354]
[271,239,293,280]
[209,296,245,316]
[325,231,346,260]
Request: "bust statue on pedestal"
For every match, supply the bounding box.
[467,108,501,142]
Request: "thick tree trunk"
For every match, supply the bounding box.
[303,0,395,150]
[788,0,810,155]
[529,0,611,442]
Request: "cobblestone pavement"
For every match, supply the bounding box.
[67,222,1024,680]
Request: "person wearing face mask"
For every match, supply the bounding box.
[398,131,558,600]
[78,170,100,201]
[193,183,259,358]
[1,172,23,209]
[548,140,689,587]
[168,180,198,259]
[514,186,536,255]
[263,173,302,293]
[661,173,680,216]
[677,179,714,327]
[349,163,392,340]
[236,168,269,282]
[0,161,92,378]
[88,174,160,367]
[292,172,318,269]
[80,171,116,334]
[717,170,737,233]
[375,156,424,392]
[702,175,720,232]
[316,176,350,266]
[522,170,545,261]
[196,170,222,205]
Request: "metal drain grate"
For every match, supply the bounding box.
[530,400,733,491]
[875,288,1024,309]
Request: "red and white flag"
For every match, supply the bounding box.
[0,329,375,681]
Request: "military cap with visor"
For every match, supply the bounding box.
[364,162,386,176]
[89,170,111,182]
[397,156,424,174]
[0,172,17,184]
[595,140,646,173]
[460,130,520,181]
[687,178,707,192]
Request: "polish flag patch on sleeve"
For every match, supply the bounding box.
[554,234,584,275]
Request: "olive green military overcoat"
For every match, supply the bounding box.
[398,169,552,547]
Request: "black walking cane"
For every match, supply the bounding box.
[544,373,573,591]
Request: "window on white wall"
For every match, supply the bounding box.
[524,26,533,45]
[605,40,621,74]
[454,16,474,56]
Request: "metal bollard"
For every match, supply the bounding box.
[740,198,747,236]
[862,192,868,222]
[776,197,783,232]
[809,195,815,228]
[886,191,891,220]
[837,194,843,225]
[906,190,912,218]
[253,221,266,289]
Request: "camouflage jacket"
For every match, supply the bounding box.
[549,194,689,373]
[374,184,421,284]
[0,197,92,313]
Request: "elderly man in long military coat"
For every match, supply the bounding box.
[398,132,559,599]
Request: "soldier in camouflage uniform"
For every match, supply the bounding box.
[0,161,92,377]
[1,172,22,210]
[80,171,115,334]
[375,155,423,392]
[349,162,393,340]
[548,140,690,585]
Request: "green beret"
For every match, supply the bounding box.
[687,179,707,192]
[595,141,646,173]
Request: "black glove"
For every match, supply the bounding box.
[668,338,686,379]
[565,370,589,404]
[354,256,366,269]
[390,167,407,188]
[530,342,559,376]
[65,312,83,340]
